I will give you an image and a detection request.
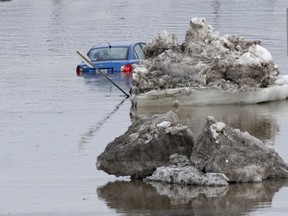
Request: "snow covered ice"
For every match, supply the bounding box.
[131,17,288,107]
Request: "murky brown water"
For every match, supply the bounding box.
[1,0,288,215]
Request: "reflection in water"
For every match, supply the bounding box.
[48,0,67,55]
[212,0,221,29]
[130,101,288,145]
[1,0,287,214]
[97,179,288,216]
[79,97,128,145]
[81,72,132,95]
[120,72,132,88]
[78,73,132,145]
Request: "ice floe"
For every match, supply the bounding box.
[130,17,288,107]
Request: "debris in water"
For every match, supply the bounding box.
[131,17,288,107]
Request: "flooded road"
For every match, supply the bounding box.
[0,0,288,215]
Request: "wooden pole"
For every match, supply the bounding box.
[76,50,130,98]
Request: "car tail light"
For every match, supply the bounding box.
[76,66,83,76]
[120,64,133,73]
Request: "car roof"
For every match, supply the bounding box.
[90,41,145,49]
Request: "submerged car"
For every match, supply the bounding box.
[76,41,146,76]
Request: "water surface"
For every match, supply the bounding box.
[0,0,288,215]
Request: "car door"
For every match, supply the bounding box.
[133,43,146,60]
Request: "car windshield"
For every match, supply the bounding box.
[88,47,129,61]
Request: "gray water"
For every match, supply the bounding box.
[1,0,288,215]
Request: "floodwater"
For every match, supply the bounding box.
[0,0,288,215]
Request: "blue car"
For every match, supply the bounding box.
[76,41,146,76]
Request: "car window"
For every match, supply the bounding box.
[88,47,129,61]
[134,44,146,59]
